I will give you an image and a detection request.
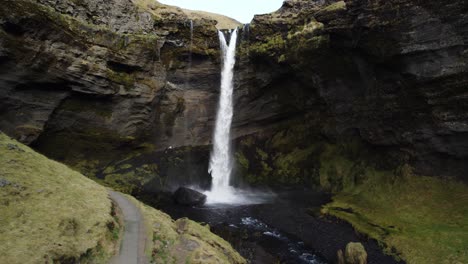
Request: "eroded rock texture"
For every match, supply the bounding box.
[0,0,467,192]
[233,0,468,182]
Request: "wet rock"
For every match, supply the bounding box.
[180,237,200,251]
[337,249,345,264]
[173,187,207,206]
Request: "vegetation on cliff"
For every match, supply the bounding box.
[318,145,468,264]
[323,170,468,264]
[0,133,118,263]
[233,125,468,263]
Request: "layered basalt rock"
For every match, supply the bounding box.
[0,0,221,185]
[232,0,468,182]
[0,0,467,192]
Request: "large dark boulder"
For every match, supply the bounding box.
[173,187,207,206]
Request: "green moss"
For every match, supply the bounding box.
[0,133,117,263]
[235,152,249,170]
[240,137,254,147]
[278,54,287,63]
[247,34,286,58]
[255,147,268,161]
[321,1,347,12]
[106,70,136,89]
[274,146,316,184]
[120,164,133,170]
[319,146,468,263]
[102,162,158,194]
[287,21,324,40]
[319,144,358,192]
[4,0,162,55]
[234,120,321,186]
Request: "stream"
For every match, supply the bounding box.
[147,189,401,264]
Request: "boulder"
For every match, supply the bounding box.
[337,249,345,264]
[345,242,367,264]
[173,187,207,206]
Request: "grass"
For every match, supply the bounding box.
[0,133,118,263]
[322,165,468,264]
[123,195,247,264]
[0,132,243,263]
[136,0,241,29]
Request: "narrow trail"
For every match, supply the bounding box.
[109,191,149,264]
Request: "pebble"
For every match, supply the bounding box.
[0,178,11,187]
[6,143,24,152]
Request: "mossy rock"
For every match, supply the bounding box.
[345,242,367,264]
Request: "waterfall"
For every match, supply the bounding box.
[189,19,193,70]
[203,28,275,205]
[185,19,193,89]
[205,29,239,204]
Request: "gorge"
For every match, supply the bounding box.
[0,0,467,263]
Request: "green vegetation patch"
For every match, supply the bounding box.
[102,163,158,194]
[239,33,288,63]
[322,160,468,264]
[235,126,468,263]
[0,133,118,263]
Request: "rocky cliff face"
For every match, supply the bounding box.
[231,0,468,184]
[0,0,229,191]
[0,0,467,193]
[0,0,225,147]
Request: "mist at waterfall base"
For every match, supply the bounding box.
[203,29,273,205]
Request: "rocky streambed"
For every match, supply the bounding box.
[148,189,403,264]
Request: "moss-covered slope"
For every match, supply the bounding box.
[0,132,245,263]
[0,133,118,263]
[322,169,468,264]
[231,125,468,263]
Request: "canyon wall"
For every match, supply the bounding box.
[0,0,467,193]
[232,0,468,186]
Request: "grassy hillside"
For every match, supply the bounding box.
[319,145,468,264]
[0,132,245,263]
[0,133,118,263]
[135,0,242,29]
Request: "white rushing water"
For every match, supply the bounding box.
[205,29,242,204]
[189,20,193,68]
[203,29,276,205]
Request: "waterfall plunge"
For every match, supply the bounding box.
[204,29,274,205]
[205,29,242,204]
